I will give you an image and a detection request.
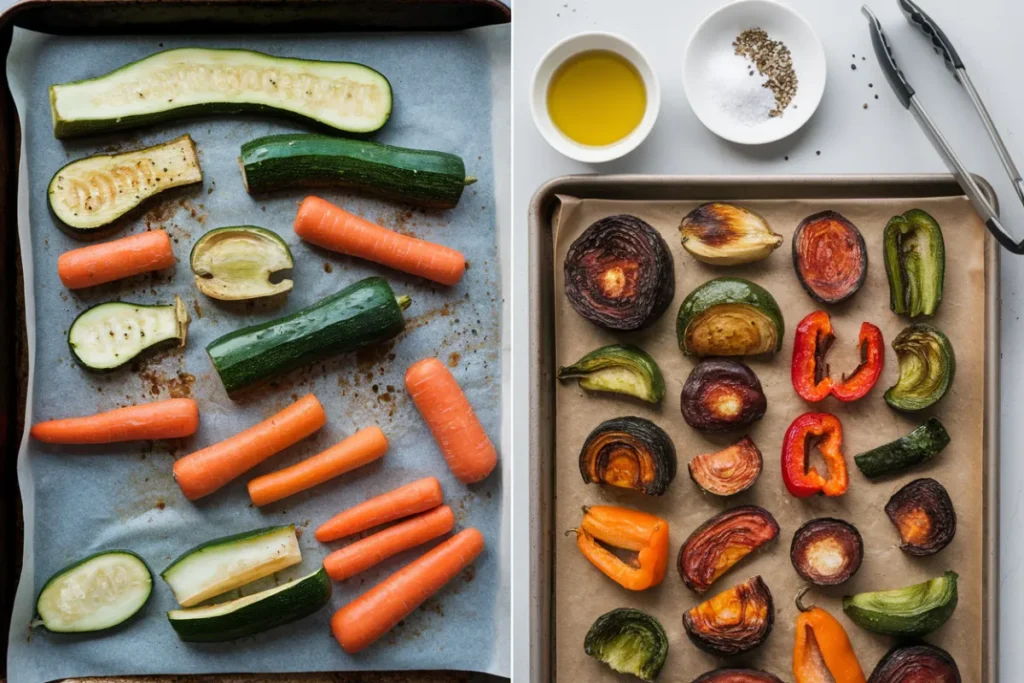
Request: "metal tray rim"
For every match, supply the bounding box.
[527,173,1000,683]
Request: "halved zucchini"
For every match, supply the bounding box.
[161,525,300,608]
[191,226,293,300]
[167,567,331,642]
[50,48,392,138]
[47,134,202,236]
[68,295,189,371]
[35,550,152,633]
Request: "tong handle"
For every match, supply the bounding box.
[862,6,914,108]
[898,0,964,73]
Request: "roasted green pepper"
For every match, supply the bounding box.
[842,571,958,637]
[884,209,945,318]
[853,418,950,479]
[558,344,665,403]
[884,324,955,411]
[584,608,668,681]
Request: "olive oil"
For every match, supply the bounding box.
[547,50,647,147]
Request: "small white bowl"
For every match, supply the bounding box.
[683,0,826,145]
[531,32,661,163]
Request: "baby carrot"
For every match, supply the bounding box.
[315,476,443,543]
[173,394,326,501]
[293,196,465,286]
[323,505,455,582]
[330,527,484,653]
[248,426,388,507]
[57,230,175,289]
[405,358,497,484]
[30,397,198,444]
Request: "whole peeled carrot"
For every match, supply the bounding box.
[31,397,198,444]
[331,527,484,653]
[315,476,443,542]
[248,426,388,507]
[323,505,455,582]
[173,394,326,501]
[57,230,175,289]
[405,358,497,484]
[294,196,465,286]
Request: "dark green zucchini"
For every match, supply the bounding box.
[207,276,409,395]
[167,568,331,642]
[240,134,474,209]
[676,277,784,356]
[584,607,668,681]
[854,418,950,478]
[50,48,392,139]
[557,344,665,403]
[842,570,958,637]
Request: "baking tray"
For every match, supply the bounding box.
[527,174,999,682]
[0,1,509,681]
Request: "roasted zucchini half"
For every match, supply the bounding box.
[558,344,665,404]
[884,323,955,411]
[676,277,783,356]
[191,226,293,300]
[842,570,958,637]
[68,296,189,371]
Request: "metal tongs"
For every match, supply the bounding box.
[863,0,1024,253]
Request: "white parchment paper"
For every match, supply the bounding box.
[6,24,510,682]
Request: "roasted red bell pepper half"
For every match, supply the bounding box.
[782,412,849,498]
[791,311,883,403]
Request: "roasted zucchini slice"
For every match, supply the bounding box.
[583,608,668,681]
[853,417,950,479]
[884,323,955,411]
[68,296,189,371]
[842,571,958,637]
[191,226,293,300]
[558,344,665,403]
[676,277,784,356]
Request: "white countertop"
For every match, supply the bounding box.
[510,0,1024,679]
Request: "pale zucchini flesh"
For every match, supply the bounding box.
[47,134,202,233]
[68,295,189,371]
[161,525,301,607]
[50,48,392,138]
[190,226,294,300]
[35,550,152,633]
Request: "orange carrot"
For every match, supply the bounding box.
[405,358,497,484]
[331,527,484,653]
[315,476,443,542]
[323,505,455,582]
[294,196,465,286]
[173,394,326,501]
[57,230,175,289]
[248,426,388,507]
[30,398,198,444]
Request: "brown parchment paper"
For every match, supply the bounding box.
[551,194,986,682]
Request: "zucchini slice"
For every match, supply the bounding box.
[161,525,301,608]
[69,295,189,371]
[842,570,958,637]
[47,134,202,235]
[191,226,293,300]
[240,134,473,209]
[167,567,331,642]
[50,48,392,139]
[35,550,152,633]
[206,276,409,395]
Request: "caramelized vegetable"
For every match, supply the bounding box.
[843,571,958,637]
[885,323,955,412]
[678,506,779,594]
[691,671,784,683]
[792,210,868,304]
[781,413,849,498]
[676,277,784,356]
[687,437,763,496]
[570,505,669,591]
[853,418,950,479]
[791,310,884,403]
[579,417,677,496]
[679,203,783,265]
[884,209,945,318]
[793,588,866,683]
[680,359,767,432]
[790,518,863,586]
[683,576,774,656]
[885,478,956,556]
[868,644,961,683]
[558,344,666,403]
[584,608,668,681]
[564,215,675,330]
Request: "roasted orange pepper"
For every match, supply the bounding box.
[793,588,866,683]
[569,505,669,590]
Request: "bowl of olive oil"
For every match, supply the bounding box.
[531,33,660,163]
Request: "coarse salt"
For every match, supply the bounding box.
[704,49,775,127]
